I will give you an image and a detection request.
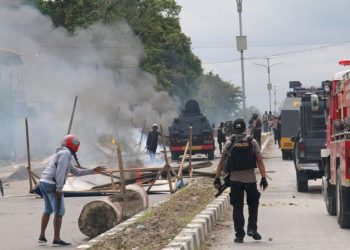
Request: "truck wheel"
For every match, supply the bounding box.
[336,168,350,228]
[171,153,179,161]
[296,171,308,192]
[322,177,336,216]
[282,151,288,160]
[207,151,214,160]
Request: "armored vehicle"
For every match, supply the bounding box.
[292,92,326,192]
[168,100,215,160]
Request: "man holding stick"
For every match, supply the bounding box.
[38,134,106,246]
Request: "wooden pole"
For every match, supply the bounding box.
[178,141,189,180]
[25,117,33,193]
[160,125,174,193]
[160,125,169,167]
[189,126,193,180]
[138,120,147,153]
[67,96,78,135]
[116,144,126,196]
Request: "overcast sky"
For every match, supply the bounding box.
[176,0,350,113]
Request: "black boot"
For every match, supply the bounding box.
[247,229,262,240]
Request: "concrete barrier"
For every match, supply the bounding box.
[163,193,230,250]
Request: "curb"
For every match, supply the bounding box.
[77,198,170,249]
[162,134,272,250]
[162,193,230,250]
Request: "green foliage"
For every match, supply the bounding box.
[35,0,202,99]
[29,1,241,118]
[195,72,241,124]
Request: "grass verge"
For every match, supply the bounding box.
[90,177,216,250]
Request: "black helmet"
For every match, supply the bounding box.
[233,118,246,134]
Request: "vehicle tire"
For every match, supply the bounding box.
[282,150,288,160]
[296,171,308,192]
[171,153,179,161]
[322,177,336,216]
[336,168,350,228]
[207,151,214,160]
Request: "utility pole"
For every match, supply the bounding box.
[235,0,247,121]
[253,58,282,113]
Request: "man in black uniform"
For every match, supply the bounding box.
[251,113,262,147]
[0,178,3,197]
[146,123,161,162]
[214,118,268,243]
[217,122,227,154]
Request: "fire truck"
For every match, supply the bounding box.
[321,60,350,228]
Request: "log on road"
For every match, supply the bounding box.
[78,184,148,238]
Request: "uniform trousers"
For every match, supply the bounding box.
[229,181,261,238]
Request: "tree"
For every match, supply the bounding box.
[195,72,241,124]
[35,0,202,100]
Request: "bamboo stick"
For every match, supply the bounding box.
[67,96,78,135]
[189,126,193,180]
[116,144,126,196]
[25,118,34,193]
[177,141,189,180]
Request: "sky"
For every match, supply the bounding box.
[176,0,350,113]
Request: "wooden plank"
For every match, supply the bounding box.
[25,117,34,193]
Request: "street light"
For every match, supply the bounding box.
[235,0,247,121]
[253,58,283,113]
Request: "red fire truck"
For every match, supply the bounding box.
[321,60,350,228]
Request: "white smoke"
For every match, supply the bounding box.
[0,3,179,165]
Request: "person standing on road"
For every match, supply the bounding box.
[250,113,262,147]
[275,116,282,148]
[262,111,269,133]
[214,118,268,243]
[146,123,161,162]
[0,178,4,197]
[217,122,227,154]
[38,134,106,247]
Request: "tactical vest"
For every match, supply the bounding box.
[224,138,257,172]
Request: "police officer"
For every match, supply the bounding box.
[251,113,262,147]
[146,123,161,162]
[217,122,227,154]
[214,118,268,243]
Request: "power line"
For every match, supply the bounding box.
[192,40,350,49]
[202,41,350,65]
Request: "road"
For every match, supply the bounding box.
[0,182,170,250]
[209,142,350,250]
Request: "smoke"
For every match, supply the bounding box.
[0,2,179,165]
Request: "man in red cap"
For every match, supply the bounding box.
[38,134,106,246]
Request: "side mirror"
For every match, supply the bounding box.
[311,94,319,111]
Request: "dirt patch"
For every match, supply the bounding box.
[91,178,216,250]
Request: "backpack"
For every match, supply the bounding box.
[223,136,257,173]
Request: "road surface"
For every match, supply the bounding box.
[209,142,350,250]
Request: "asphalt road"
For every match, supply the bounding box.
[209,142,350,250]
[0,187,170,250]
